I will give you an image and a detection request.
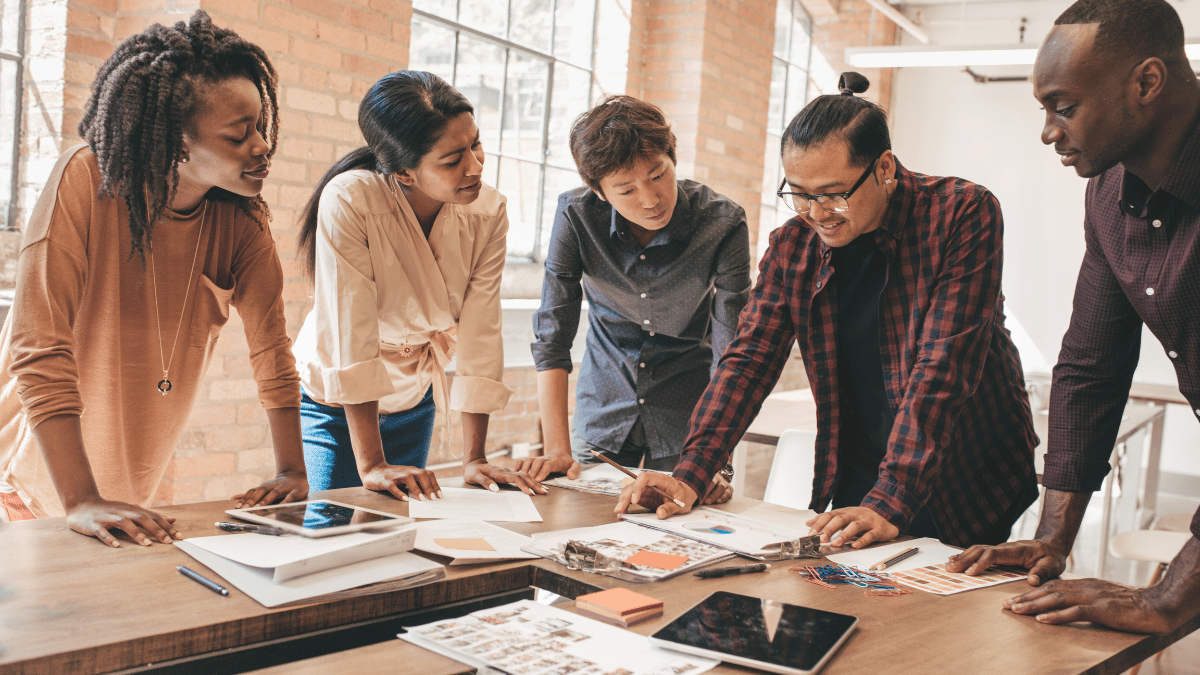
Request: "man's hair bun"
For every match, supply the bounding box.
[837,72,870,96]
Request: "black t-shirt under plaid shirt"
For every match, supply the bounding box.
[1043,119,1200,540]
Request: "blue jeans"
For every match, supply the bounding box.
[300,387,436,491]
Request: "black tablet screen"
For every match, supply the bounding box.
[651,591,856,672]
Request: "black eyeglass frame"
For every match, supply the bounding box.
[776,156,880,214]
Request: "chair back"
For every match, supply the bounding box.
[762,429,817,511]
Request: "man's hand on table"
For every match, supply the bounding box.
[66,498,181,547]
[806,506,899,549]
[700,473,733,505]
[946,538,1069,587]
[615,472,698,518]
[464,460,548,496]
[513,453,581,482]
[1001,578,1175,633]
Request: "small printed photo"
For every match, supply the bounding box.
[464,639,502,655]
[548,628,590,643]
[536,617,572,631]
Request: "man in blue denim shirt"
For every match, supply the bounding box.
[519,96,751,504]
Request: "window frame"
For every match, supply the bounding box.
[1,0,26,231]
[411,1,598,262]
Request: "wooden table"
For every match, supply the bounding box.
[2,487,1197,675]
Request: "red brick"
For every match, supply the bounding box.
[65,33,114,60]
[264,5,319,37]
[173,452,238,478]
[342,53,390,78]
[290,36,342,66]
[293,0,343,21]
[203,0,262,21]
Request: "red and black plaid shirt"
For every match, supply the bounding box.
[673,161,1039,547]
[1043,120,1200,540]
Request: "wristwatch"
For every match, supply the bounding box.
[719,463,735,482]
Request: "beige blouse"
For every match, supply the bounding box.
[293,169,512,416]
[0,146,300,517]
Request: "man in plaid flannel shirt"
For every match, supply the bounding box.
[617,74,1040,551]
[950,0,1200,636]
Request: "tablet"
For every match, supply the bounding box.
[648,591,857,675]
[226,500,412,538]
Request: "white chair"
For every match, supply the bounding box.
[762,429,817,511]
[1151,511,1193,533]
[1108,529,1192,675]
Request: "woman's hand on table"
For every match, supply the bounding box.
[361,463,441,501]
[700,474,734,505]
[464,460,548,495]
[805,506,899,549]
[232,469,308,508]
[513,454,581,482]
[66,498,181,547]
[615,472,698,518]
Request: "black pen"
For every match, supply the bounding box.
[215,521,287,536]
[177,565,229,596]
[693,563,768,578]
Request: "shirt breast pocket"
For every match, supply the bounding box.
[189,274,234,348]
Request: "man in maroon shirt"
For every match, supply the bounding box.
[949,0,1200,635]
[616,73,1039,550]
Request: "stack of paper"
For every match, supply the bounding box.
[401,599,717,675]
[175,523,445,608]
[575,587,664,627]
[407,487,543,522]
[524,520,735,582]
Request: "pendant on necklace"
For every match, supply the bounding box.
[158,378,172,395]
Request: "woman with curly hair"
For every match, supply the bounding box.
[0,11,308,545]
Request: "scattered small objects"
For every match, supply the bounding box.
[790,564,908,594]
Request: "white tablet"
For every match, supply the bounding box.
[226,500,412,538]
[649,591,858,675]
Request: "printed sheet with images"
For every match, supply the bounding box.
[524,521,736,582]
[400,599,718,675]
[546,464,668,496]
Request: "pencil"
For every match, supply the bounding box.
[589,450,688,508]
[869,546,919,571]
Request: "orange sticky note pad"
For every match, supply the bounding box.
[624,550,689,570]
[434,538,496,551]
[577,586,664,615]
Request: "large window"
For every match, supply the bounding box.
[0,0,25,231]
[410,0,598,261]
[758,0,812,260]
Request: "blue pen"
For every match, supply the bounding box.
[177,565,229,596]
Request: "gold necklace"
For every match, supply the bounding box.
[150,202,208,395]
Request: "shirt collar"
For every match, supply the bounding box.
[1120,113,1200,215]
[609,183,694,246]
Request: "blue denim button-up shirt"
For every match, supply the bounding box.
[532,180,751,459]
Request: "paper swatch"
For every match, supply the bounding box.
[434,538,496,551]
[888,564,1026,596]
[624,550,689,570]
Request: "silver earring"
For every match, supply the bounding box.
[885,178,892,184]
[180,156,188,163]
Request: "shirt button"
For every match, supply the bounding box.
[815,281,823,289]
[643,319,650,325]
[640,293,647,298]
[1145,287,1154,296]
[639,362,646,368]
[649,331,655,336]
[639,254,646,260]
[639,398,645,404]
[1195,408,1200,417]
[1168,350,1179,359]
[1152,219,1162,228]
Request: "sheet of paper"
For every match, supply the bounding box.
[545,464,666,495]
[824,537,959,574]
[175,540,444,608]
[415,520,539,564]
[888,564,1026,596]
[621,506,805,557]
[732,502,818,537]
[400,599,717,675]
[182,527,413,569]
[407,487,543,522]
[624,550,688,570]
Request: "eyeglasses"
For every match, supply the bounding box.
[777,156,879,215]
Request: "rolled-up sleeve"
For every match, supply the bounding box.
[310,181,394,405]
[532,196,584,373]
[450,202,513,414]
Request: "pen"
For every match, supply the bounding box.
[215,521,287,536]
[177,565,229,596]
[869,546,920,571]
[693,563,768,579]
[590,451,687,508]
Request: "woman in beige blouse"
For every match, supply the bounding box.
[0,12,308,543]
[294,71,543,500]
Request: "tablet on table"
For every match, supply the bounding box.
[226,499,412,538]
